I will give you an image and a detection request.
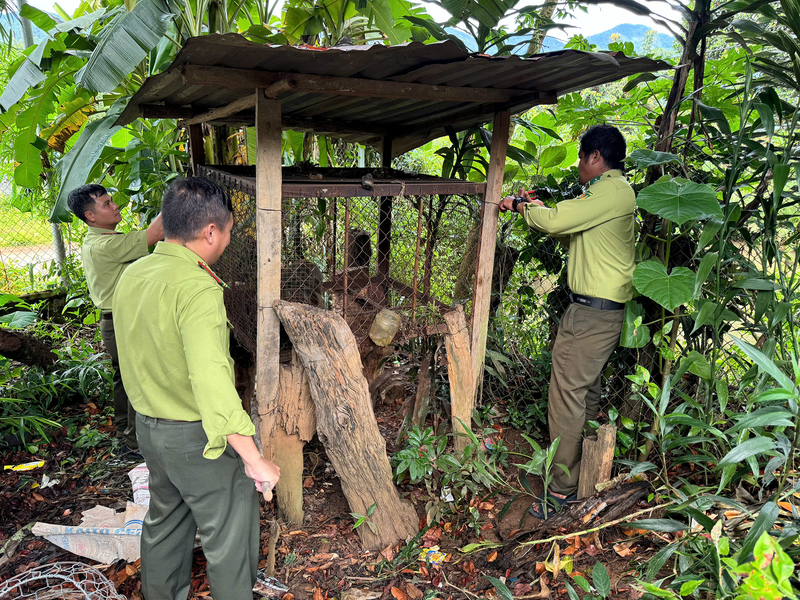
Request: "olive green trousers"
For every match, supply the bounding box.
[548,303,623,496]
[136,415,260,600]
[99,317,137,449]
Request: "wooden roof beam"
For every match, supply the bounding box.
[181,64,539,104]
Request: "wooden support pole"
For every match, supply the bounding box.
[179,93,256,128]
[444,306,475,454]
[188,124,205,175]
[578,424,617,499]
[256,90,283,456]
[377,137,392,282]
[470,110,511,412]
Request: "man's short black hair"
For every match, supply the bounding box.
[162,177,233,242]
[580,125,627,171]
[67,184,107,223]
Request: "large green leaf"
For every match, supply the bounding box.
[636,176,723,225]
[0,57,45,112]
[51,107,124,222]
[694,252,717,299]
[632,261,694,311]
[539,145,567,169]
[76,0,175,93]
[620,300,650,348]
[19,4,57,32]
[627,519,688,532]
[0,311,38,328]
[718,436,775,468]
[629,149,683,169]
[728,407,795,433]
[729,335,796,392]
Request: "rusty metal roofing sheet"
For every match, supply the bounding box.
[118,34,673,156]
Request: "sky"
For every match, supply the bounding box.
[25,0,684,41]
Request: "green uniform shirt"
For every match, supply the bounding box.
[112,242,255,459]
[82,227,150,311]
[523,169,635,303]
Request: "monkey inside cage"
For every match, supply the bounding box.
[198,165,486,361]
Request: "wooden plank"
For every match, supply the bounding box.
[179,93,257,127]
[141,104,197,119]
[444,306,475,454]
[470,110,510,402]
[256,91,283,452]
[377,137,392,281]
[183,64,532,104]
[578,424,617,499]
[188,124,205,174]
[275,301,419,550]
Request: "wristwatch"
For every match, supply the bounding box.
[512,196,527,212]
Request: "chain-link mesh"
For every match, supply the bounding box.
[200,166,479,359]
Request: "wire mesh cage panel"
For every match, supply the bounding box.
[198,166,483,357]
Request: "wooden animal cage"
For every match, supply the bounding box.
[117,34,671,548]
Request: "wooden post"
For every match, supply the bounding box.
[188,123,205,175]
[578,424,617,499]
[377,137,392,281]
[275,301,419,550]
[261,353,316,525]
[444,305,474,454]
[255,90,283,457]
[469,110,511,421]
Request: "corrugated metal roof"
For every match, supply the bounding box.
[118,34,672,156]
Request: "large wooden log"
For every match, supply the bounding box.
[274,300,419,550]
[0,329,56,368]
[444,306,475,454]
[260,352,316,525]
[577,424,617,500]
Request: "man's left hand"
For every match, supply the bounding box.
[499,196,516,212]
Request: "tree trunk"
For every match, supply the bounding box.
[260,352,316,526]
[525,1,557,55]
[274,301,419,550]
[578,424,616,500]
[0,329,56,368]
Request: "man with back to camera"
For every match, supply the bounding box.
[499,124,635,518]
[67,185,163,455]
[112,177,280,600]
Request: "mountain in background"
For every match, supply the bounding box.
[447,23,676,56]
[0,14,50,45]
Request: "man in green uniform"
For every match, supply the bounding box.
[113,177,280,600]
[68,185,163,453]
[500,125,635,517]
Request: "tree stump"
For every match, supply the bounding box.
[274,300,419,550]
[444,306,475,454]
[0,329,56,368]
[577,424,617,499]
[260,351,316,525]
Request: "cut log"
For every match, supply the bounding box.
[260,352,315,525]
[444,306,475,454]
[577,424,617,500]
[274,300,419,550]
[0,329,56,368]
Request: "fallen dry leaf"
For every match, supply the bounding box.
[487,551,498,562]
[303,477,315,488]
[313,588,324,600]
[585,544,600,557]
[405,583,423,600]
[32,492,44,502]
[381,545,394,562]
[535,562,546,574]
[613,542,632,558]
[390,586,409,600]
[513,583,533,595]
[478,502,495,511]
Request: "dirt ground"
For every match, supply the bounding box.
[0,399,663,599]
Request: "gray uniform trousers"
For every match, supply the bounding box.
[548,303,623,496]
[136,414,260,600]
[99,317,137,449]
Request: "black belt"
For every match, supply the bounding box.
[101,312,113,321]
[569,292,624,311]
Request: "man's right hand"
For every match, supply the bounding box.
[243,456,281,494]
[146,213,165,247]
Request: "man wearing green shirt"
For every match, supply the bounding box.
[68,184,163,453]
[500,125,635,517]
[113,177,280,600]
